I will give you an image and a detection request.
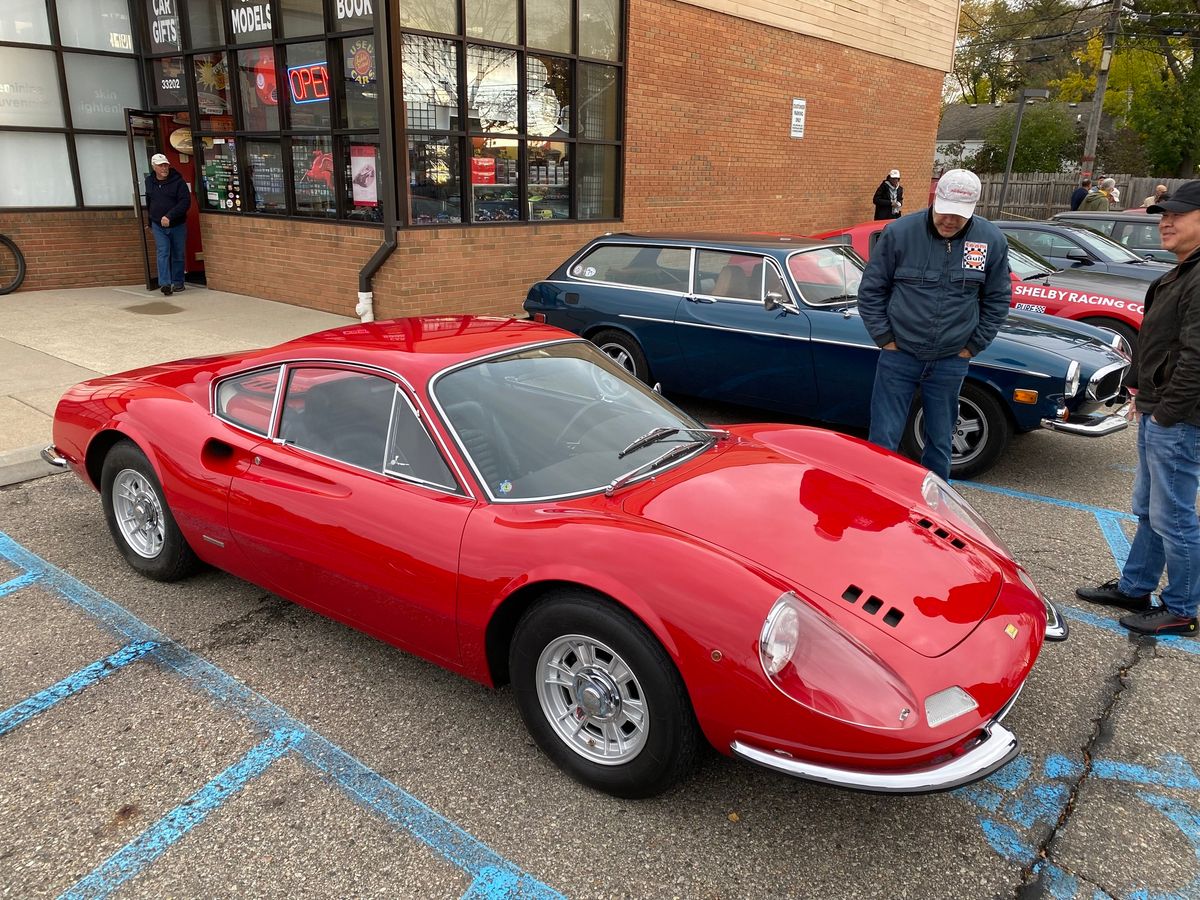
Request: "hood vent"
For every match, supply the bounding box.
[916,518,967,550]
[842,584,904,628]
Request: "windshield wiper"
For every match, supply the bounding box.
[606,441,706,496]
[820,294,858,305]
[618,425,729,459]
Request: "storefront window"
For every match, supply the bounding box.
[0,49,65,128]
[194,53,233,130]
[403,36,460,132]
[292,135,336,217]
[527,55,570,137]
[399,0,457,34]
[285,42,332,130]
[152,57,188,107]
[238,47,280,130]
[525,0,570,53]
[187,0,226,47]
[0,133,74,206]
[229,0,275,45]
[57,0,134,54]
[408,134,461,224]
[578,63,618,140]
[199,137,241,211]
[471,140,519,222]
[281,0,325,37]
[245,139,286,213]
[344,137,382,222]
[76,134,131,205]
[144,0,181,53]
[467,45,518,134]
[2,0,52,44]
[64,54,140,129]
[528,141,569,219]
[341,37,379,129]
[579,0,620,60]
[467,0,517,44]
[577,143,617,219]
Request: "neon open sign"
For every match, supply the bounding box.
[287,61,330,104]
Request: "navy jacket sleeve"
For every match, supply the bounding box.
[857,227,896,348]
[966,230,1012,356]
[168,178,191,222]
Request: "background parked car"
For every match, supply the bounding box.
[813,220,1146,352]
[525,233,1131,478]
[994,220,1171,282]
[1051,210,1170,262]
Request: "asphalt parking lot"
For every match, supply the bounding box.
[1,403,1198,900]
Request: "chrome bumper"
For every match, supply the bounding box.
[1040,404,1129,438]
[1044,598,1069,642]
[40,445,67,468]
[731,722,1019,794]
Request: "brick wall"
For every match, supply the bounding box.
[0,210,145,291]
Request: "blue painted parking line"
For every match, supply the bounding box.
[0,569,44,598]
[60,728,303,900]
[0,639,159,737]
[0,531,563,900]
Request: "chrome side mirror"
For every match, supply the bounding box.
[764,291,787,313]
[653,382,663,394]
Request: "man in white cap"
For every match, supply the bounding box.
[858,168,1012,480]
[872,169,904,220]
[144,152,191,296]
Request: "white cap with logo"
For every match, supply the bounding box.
[933,169,981,218]
[151,153,169,165]
[888,169,901,179]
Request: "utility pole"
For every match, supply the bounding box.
[1080,0,1125,177]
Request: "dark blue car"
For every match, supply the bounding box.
[524,233,1132,477]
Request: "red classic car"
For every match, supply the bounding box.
[42,317,1065,798]
[811,220,1144,351]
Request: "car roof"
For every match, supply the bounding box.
[1053,210,1160,221]
[591,231,829,251]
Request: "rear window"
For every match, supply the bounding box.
[214,368,281,436]
[569,245,691,290]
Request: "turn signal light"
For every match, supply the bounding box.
[532,312,547,323]
[1012,389,1039,405]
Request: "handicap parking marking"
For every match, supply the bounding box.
[0,531,564,900]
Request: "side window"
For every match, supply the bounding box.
[1086,218,1116,236]
[1120,223,1160,249]
[695,250,764,301]
[570,244,690,290]
[278,368,394,471]
[386,394,458,490]
[214,368,281,436]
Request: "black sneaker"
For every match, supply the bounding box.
[173,284,185,292]
[1075,578,1151,612]
[160,284,173,296]
[1119,607,1198,636]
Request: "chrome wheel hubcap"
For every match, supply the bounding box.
[536,634,648,765]
[112,468,165,558]
[914,397,989,465]
[600,344,634,375]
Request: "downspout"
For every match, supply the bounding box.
[356,0,398,323]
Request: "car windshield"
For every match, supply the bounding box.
[1006,236,1057,279]
[1062,225,1146,264]
[433,342,713,501]
[787,246,864,305]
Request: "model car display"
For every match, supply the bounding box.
[814,220,1146,350]
[524,233,1131,478]
[43,316,1067,798]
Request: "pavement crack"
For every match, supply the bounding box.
[192,592,294,654]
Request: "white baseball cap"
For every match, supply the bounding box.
[151,153,169,165]
[933,169,981,217]
[888,169,901,179]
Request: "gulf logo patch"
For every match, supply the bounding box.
[963,241,988,271]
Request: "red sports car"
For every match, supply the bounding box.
[811,220,1144,350]
[42,317,1065,798]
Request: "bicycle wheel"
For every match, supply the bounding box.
[0,234,27,295]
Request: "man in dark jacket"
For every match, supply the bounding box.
[1069,177,1091,211]
[1077,180,1200,636]
[144,153,191,296]
[872,169,904,220]
[858,168,1012,481]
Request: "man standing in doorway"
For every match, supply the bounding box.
[145,152,190,296]
[872,169,904,220]
[1076,180,1200,637]
[858,169,1012,481]
[1070,176,1091,210]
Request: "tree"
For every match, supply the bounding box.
[966,104,1080,172]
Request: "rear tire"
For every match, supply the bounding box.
[1079,317,1138,357]
[100,441,199,581]
[591,329,651,384]
[901,381,1010,479]
[0,234,26,295]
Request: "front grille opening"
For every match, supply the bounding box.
[883,608,904,627]
[863,596,884,615]
[842,585,863,603]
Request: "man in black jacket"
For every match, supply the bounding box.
[144,152,191,296]
[872,170,903,220]
[1077,180,1200,636]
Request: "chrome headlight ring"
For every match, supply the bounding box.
[1065,359,1081,398]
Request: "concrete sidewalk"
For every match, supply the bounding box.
[0,283,353,486]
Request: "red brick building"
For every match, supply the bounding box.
[0,0,958,317]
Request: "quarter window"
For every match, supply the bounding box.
[215,368,282,435]
[572,245,690,290]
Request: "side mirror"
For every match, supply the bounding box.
[764,291,787,313]
[1066,248,1091,264]
[653,382,663,394]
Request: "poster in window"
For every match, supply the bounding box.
[350,145,377,206]
[471,157,495,184]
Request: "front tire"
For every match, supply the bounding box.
[1079,316,1138,357]
[591,329,651,384]
[901,381,1010,479]
[509,590,699,798]
[100,441,199,581]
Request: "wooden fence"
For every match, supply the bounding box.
[973,173,1194,221]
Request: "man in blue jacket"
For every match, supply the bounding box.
[858,168,1012,481]
[144,152,191,296]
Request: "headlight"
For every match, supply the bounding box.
[924,686,978,728]
[1065,359,1081,397]
[758,592,918,730]
[921,472,1010,554]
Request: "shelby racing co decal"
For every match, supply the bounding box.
[963,241,988,271]
[1013,283,1145,315]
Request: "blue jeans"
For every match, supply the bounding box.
[868,349,969,482]
[1118,414,1200,617]
[151,221,186,288]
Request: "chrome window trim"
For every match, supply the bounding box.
[383,384,460,493]
[674,320,812,342]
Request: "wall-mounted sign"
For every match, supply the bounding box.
[336,0,373,20]
[346,40,375,86]
[287,61,330,105]
[790,98,806,140]
[230,0,272,39]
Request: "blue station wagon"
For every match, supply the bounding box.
[524,233,1132,478]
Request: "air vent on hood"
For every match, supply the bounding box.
[915,518,967,550]
[840,584,905,628]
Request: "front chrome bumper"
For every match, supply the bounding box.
[731,721,1020,794]
[1040,403,1130,438]
[40,445,67,468]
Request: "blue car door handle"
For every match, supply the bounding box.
[685,294,716,304]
